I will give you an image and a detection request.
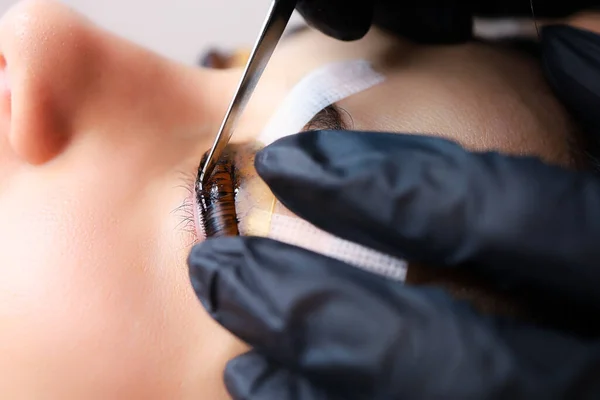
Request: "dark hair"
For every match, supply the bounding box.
[303,104,352,132]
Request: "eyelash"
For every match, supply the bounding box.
[195,154,240,238]
[173,169,201,243]
[174,146,241,242]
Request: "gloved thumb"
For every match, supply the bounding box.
[225,350,329,400]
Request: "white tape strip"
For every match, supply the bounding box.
[268,213,407,280]
[252,59,407,281]
[259,59,385,145]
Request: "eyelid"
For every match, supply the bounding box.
[176,141,266,240]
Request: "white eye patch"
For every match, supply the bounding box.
[259,59,385,145]
[247,59,407,281]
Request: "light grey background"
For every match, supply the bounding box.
[0,0,304,64]
[0,1,539,65]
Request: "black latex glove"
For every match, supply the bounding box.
[295,0,374,40]
[542,24,600,143]
[295,0,599,43]
[472,1,600,18]
[296,0,473,43]
[189,129,600,399]
[184,20,600,400]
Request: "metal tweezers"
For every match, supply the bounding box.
[199,0,298,186]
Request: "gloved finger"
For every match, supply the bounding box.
[188,235,412,355]
[255,130,600,306]
[188,236,590,398]
[225,351,328,400]
[296,0,372,41]
[188,236,512,395]
[223,347,600,400]
[542,25,600,135]
[372,2,473,44]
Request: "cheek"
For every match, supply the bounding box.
[0,178,231,398]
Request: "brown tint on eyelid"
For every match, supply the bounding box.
[195,142,264,238]
[196,147,240,237]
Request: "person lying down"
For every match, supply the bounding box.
[0,0,596,398]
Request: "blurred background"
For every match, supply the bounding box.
[0,0,304,64]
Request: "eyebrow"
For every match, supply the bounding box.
[303,103,352,131]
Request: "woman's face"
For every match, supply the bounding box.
[0,1,577,398]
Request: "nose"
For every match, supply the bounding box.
[0,0,104,164]
[0,0,216,166]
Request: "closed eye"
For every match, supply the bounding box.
[303,103,353,131]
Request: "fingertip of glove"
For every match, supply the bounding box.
[188,237,242,271]
[308,19,371,41]
[224,351,271,399]
[187,237,244,314]
[296,0,372,41]
[255,134,322,183]
[226,351,318,400]
[256,129,363,173]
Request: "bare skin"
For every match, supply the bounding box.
[0,1,590,398]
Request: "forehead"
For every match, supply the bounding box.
[336,41,574,166]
